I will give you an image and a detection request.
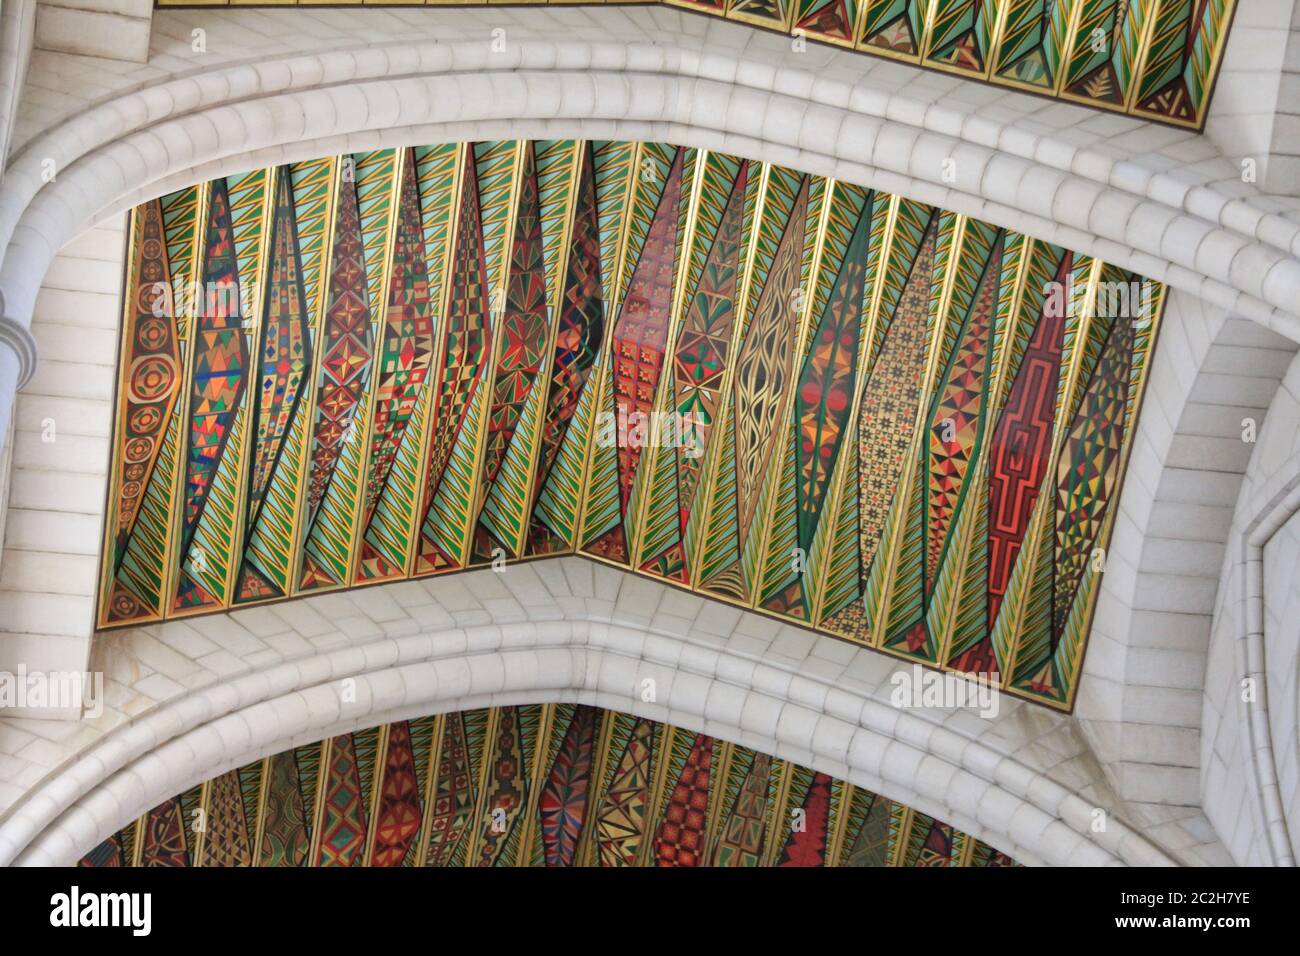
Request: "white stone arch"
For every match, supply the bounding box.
[0,597,1181,868]
[1079,290,1296,856]
[1207,0,1300,196]
[1202,349,1300,865]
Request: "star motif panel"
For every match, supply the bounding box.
[99,141,1163,710]
[153,0,1238,128]
[77,705,1020,867]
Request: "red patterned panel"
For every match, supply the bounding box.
[653,733,713,867]
[475,706,527,867]
[584,148,686,562]
[313,735,369,867]
[416,149,492,574]
[139,797,189,867]
[424,712,475,867]
[360,149,435,551]
[303,172,372,527]
[952,252,1073,677]
[370,721,423,866]
[777,772,832,867]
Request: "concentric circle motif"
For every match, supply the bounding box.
[128,405,162,435]
[123,462,146,482]
[136,281,171,316]
[108,587,143,622]
[120,479,142,502]
[135,317,170,352]
[124,436,154,463]
[127,354,178,404]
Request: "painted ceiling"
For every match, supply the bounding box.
[98,140,1162,710]
[77,704,1019,867]
[156,0,1238,128]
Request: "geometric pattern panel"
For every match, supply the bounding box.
[99,141,1164,711]
[78,705,1020,867]
[154,0,1239,128]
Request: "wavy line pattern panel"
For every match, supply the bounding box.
[694,167,814,603]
